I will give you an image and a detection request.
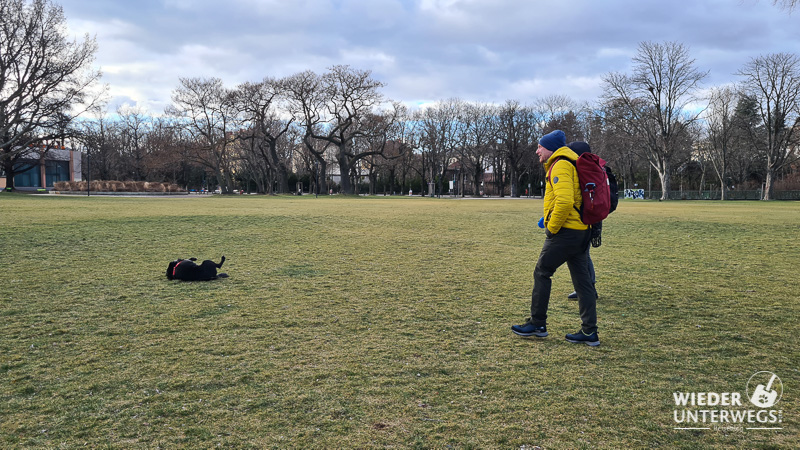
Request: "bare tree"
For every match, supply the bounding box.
[146,116,192,187]
[354,103,412,195]
[236,78,293,194]
[117,105,151,180]
[497,100,540,197]
[727,95,767,188]
[285,70,332,194]
[310,65,393,194]
[773,0,798,12]
[538,95,576,122]
[418,99,461,196]
[369,139,408,195]
[455,102,497,196]
[603,41,707,200]
[545,111,586,142]
[737,53,800,199]
[393,118,423,195]
[76,113,123,181]
[168,77,241,194]
[703,85,741,200]
[592,101,649,193]
[0,0,104,190]
[536,95,589,141]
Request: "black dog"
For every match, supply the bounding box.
[167,256,228,281]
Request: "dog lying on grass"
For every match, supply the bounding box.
[167,256,228,281]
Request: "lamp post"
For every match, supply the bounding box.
[525,167,530,198]
[86,150,90,197]
[313,160,318,198]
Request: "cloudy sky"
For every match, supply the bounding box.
[58,0,799,114]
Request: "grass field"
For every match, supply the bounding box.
[0,193,798,448]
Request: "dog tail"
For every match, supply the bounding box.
[216,255,226,268]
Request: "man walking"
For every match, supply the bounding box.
[511,130,599,346]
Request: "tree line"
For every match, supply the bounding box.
[2,0,799,199]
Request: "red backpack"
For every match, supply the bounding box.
[547,153,611,225]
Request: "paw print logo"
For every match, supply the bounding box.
[746,372,782,409]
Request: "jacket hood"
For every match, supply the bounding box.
[544,146,578,170]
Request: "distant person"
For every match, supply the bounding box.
[511,130,600,346]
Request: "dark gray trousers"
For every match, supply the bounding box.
[530,227,598,334]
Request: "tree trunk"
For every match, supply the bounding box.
[698,165,705,197]
[716,170,727,201]
[659,169,671,201]
[498,168,507,197]
[388,167,396,195]
[275,165,288,194]
[265,169,274,195]
[317,158,328,194]
[764,168,774,200]
[337,150,353,194]
[2,157,15,190]
[215,169,227,193]
[509,165,518,197]
[268,140,289,194]
[223,170,235,194]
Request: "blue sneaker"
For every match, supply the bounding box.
[511,321,548,337]
[565,330,600,346]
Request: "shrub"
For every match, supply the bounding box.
[144,182,166,192]
[52,180,185,192]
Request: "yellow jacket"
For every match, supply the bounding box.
[543,147,588,234]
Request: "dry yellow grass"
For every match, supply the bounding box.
[0,194,797,447]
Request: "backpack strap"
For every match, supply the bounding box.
[545,156,561,184]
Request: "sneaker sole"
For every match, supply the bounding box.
[565,338,600,346]
[512,330,549,337]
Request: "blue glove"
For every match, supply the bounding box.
[538,217,545,229]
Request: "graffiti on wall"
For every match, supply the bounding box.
[625,189,645,199]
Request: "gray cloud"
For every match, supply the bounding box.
[59,0,800,113]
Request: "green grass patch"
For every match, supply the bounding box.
[0,194,797,447]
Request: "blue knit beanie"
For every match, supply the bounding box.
[567,141,591,156]
[539,130,566,151]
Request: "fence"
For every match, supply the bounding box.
[627,190,800,200]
